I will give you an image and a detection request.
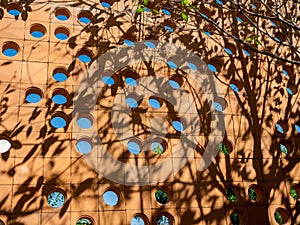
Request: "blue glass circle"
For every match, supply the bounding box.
[31,31,44,38]
[169,80,180,89]
[173,121,184,132]
[56,14,68,21]
[280,144,288,154]
[156,215,170,225]
[295,124,300,133]
[76,140,92,154]
[3,48,18,57]
[50,116,67,128]
[213,102,223,111]
[127,142,141,155]
[250,3,257,9]
[79,17,91,24]
[243,49,250,56]
[230,84,239,92]
[286,87,293,95]
[144,41,156,49]
[208,64,217,73]
[77,117,92,129]
[282,70,289,76]
[53,72,68,82]
[216,0,223,5]
[162,9,171,15]
[8,9,21,16]
[237,17,243,23]
[164,26,174,33]
[167,61,178,69]
[126,97,138,108]
[103,191,118,206]
[276,123,284,133]
[149,98,161,109]
[204,31,211,36]
[101,2,111,8]
[225,48,233,55]
[131,216,145,225]
[125,77,137,86]
[78,54,91,63]
[26,93,41,103]
[151,142,164,154]
[124,39,135,47]
[188,63,197,71]
[102,76,115,85]
[55,33,68,40]
[52,94,67,105]
[47,191,65,208]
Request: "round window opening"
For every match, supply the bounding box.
[76,217,94,225]
[47,189,65,208]
[7,3,22,16]
[230,212,240,225]
[156,214,173,225]
[168,75,183,89]
[226,187,237,202]
[77,115,93,129]
[54,27,70,40]
[52,67,69,82]
[151,142,165,155]
[155,189,169,204]
[52,89,69,105]
[290,184,300,200]
[55,7,70,21]
[77,49,93,63]
[30,24,46,38]
[127,139,142,155]
[25,87,43,104]
[78,10,93,24]
[274,208,289,225]
[218,140,232,155]
[131,215,147,225]
[103,190,119,206]
[76,138,93,154]
[2,42,20,57]
[50,112,68,129]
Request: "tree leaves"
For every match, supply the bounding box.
[182,12,188,21]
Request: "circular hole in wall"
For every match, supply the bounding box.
[275,121,288,134]
[7,3,22,16]
[76,138,93,154]
[2,42,19,57]
[226,186,239,202]
[30,24,46,38]
[51,88,69,105]
[76,216,94,225]
[290,183,300,201]
[219,139,233,155]
[274,208,289,225]
[124,71,140,87]
[156,213,174,225]
[0,219,4,225]
[55,7,70,21]
[151,138,167,155]
[279,141,291,154]
[224,43,236,55]
[103,189,119,206]
[47,189,66,208]
[127,138,142,155]
[131,214,149,225]
[286,83,297,95]
[0,135,12,154]
[168,75,183,89]
[230,80,243,92]
[77,10,93,24]
[77,49,93,63]
[248,184,263,202]
[52,67,69,82]
[50,112,68,129]
[76,114,93,129]
[54,27,70,40]
[25,87,43,104]
[148,97,163,109]
[155,188,169,204]
[213,97,227,112]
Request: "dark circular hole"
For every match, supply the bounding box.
[30,23,46,38]
[25,87,43,104]
[2,42,20,57]
[54,27,70,40]
[77,10,93,24]
[55,7,70,21]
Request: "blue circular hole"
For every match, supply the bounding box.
[144,41,156,49]
[250,3,257,9]
[8,9,21,16]
[164,26,174,33]
[162,9,171,15]
[125,77,137,86]
[225,48,233,55]
[295,124,300,133]
[270,20,276,26]
[143,7,150,12]
[126,97,138,108]
[102,76,115,85]
[275,37,281,42]
[149,98,161,109]
[201,13,208,19]
[127,142,141,155]
[280,144,288,154]
[167,61,178,69]
[276,123,284,134]
[52,94,67,105]
[3,48,18,57]
[188,63,197,71]
[101,2,111,8]
[230,83,239,93]
[216,0,223,5]
[237,17,243,22]
[53,72,68,82]
[78,54,92,63]
[243,49,250,56]
[124,39,135,47]
[151,142,164,154]
[172,120,184,132]
[286,87,293,95]
[156,215,170,225]
[76,140,92,154]
[213,102,223,111]
[103,191,118,206]
[50,116,67,128]
[282,70,289,76]
[79,17,91,24]
[208,64,217,73]
[77,117,92,129]
[47,191,65,208]
[169,80,180,89]
[26,93,42,103]
[131,216,145,225]
[204,31,211,36]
